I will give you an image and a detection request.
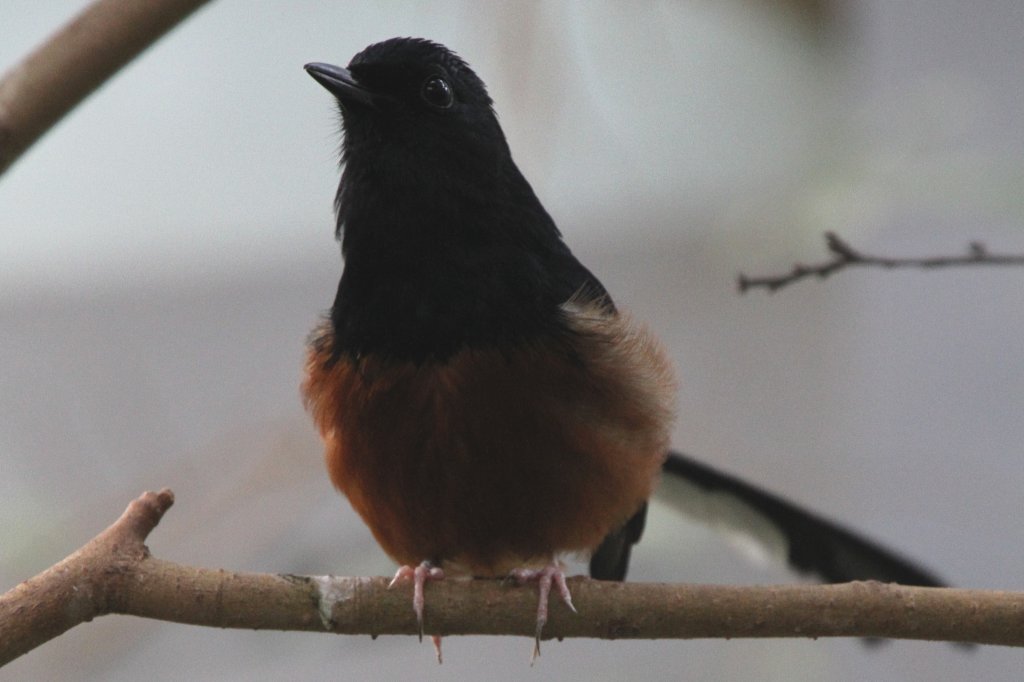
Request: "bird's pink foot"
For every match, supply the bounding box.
[389,561,445,661]
[510,562,577,662]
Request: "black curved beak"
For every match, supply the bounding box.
[304,62,377,109]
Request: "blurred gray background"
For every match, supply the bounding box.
[2,1,1023,680]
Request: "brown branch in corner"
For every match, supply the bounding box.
[738,232,1024,293]
[2,489,1024,668]
[0,0,212,176]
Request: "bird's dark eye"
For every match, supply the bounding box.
[421,75,454,109]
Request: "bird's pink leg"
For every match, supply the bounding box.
[389,560,445,662]
[510,561,577,662]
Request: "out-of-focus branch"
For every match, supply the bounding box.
[0,0,212,176]
[2,489,1023,668]
[739,232,1024,293]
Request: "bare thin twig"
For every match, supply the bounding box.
[738,232,1024,293]
[0,0,212,176]
[2,489,1023,668]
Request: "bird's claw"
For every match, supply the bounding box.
[389,560,445,657]
[510,562,576,663]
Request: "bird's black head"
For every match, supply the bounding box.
[305,38,507,183]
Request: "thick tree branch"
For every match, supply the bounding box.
[2,489,1022,668]
[0,0,212,176]
[738,232,1024,293]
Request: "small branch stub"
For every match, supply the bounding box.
[0,488,174,666]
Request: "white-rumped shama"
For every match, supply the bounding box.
[302,37,946,659]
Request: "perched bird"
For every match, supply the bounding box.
[301,37,675,656]
[302,37,944,657]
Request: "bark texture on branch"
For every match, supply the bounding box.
[2,489,1023,668]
